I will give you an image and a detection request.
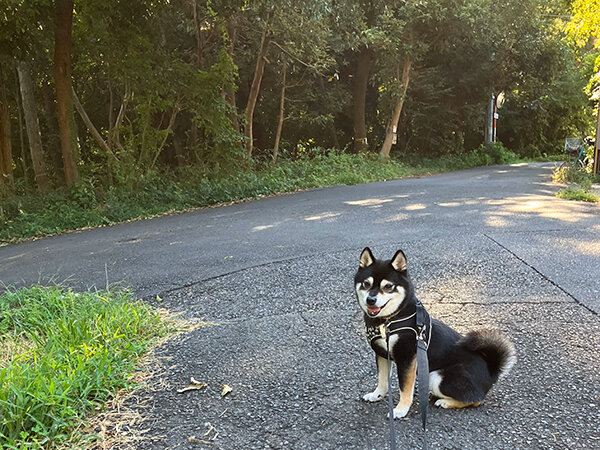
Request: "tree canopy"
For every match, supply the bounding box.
[0,0,597,193]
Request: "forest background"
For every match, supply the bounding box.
[0,0,599,242]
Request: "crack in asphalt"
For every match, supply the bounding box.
[484,233,598,317]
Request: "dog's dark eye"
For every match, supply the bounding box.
[383,284,395,293]
[362,280,372,290]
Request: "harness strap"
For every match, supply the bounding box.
[386,332,397,450]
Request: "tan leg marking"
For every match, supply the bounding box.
[393,356,417,418]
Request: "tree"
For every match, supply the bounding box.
[0,69,13,186]
[53,0,78,187]
[245,8,273,157]
[17,61,50,194]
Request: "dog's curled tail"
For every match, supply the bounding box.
[459,329,516,380]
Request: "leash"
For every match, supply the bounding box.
[385,331,397,450]
[415,298,430,449]
[383,298,431,450]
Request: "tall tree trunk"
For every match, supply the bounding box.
[379,59,412,158]
[54,0,78,188]
[17,62,50,194]
[272,55,287,163]
[0,69,13,186]
[352,47,373,153]
[245,9,273,157]
[14,83,28,177]
[41,81,62,177]
[224,15,239,132]
[109,83,130,150]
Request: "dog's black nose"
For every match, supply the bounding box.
[366,296,377,306]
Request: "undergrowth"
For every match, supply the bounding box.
[0,286,177,448]
[553,165,599,203]
[0,145,521,243]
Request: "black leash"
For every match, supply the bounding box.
[415,298,430,449]
[384,298,431,450]
[385,331,397,450]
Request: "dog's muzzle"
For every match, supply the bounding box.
[366,296,381,316]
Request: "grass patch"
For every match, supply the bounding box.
[0,286,179,448]
[0,145,522,244]
[555,186,599,202]
[552,164,599,203]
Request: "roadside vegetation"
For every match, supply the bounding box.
[0,144,523,243]
[553,165,600,202]
[0,286,181,449]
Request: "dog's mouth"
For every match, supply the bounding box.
[366,306,382,317]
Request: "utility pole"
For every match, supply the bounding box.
[593,103,599,175]
[593,82,600,175]
[485,93,495,145]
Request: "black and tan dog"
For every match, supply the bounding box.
[355,247,516,419]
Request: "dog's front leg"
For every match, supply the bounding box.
[362,355,389,402]
[393,355,417,419]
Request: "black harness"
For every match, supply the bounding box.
[366,299,431,450]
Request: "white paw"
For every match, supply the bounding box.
[434,398,452,409]
[363,391,385,402]
[392,405,410,419]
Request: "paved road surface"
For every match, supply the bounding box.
[1,162,599,449]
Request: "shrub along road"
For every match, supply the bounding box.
[1,162,600,448]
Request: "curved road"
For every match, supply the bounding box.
[1,162,600,449]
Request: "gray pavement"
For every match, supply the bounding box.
[2,162,600,449]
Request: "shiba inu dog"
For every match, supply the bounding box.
[355,247,516,419]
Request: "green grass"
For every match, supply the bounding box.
[0,145,522,244]
[553,164,599,203]
[0,286,177,449]
[555,186,599,202]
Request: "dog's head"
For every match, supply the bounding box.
[354,247,412,319]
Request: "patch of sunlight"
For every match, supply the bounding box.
[0,336,35,368]
[405,203,427,211]
[437,202,461,207]
[503,197,589,223]
[561,238,600,256]
[380,213,409,222]
[485,215,510,227]
[345,198,394,207]
[304,212,341,221]
[252,225,275,232]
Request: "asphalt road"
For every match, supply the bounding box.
[2,162,600,449]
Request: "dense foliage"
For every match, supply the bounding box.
[0,0,598,199]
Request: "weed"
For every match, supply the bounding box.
[555,186,599,202]
[0,286,176,448]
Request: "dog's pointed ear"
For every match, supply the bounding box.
[390,250,407,272]
[359,247,375,268]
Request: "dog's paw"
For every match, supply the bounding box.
[363,391,385,402]
[434,398,452,409]
[391,406,410,419]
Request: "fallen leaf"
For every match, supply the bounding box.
[177,377,208,394]
[188,436,214,444]
[221,384,233,397]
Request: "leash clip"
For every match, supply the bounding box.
[417,324,427,341]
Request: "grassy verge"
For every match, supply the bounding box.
[552,165,600,203]
[0,145,521,244]
[0,286,180,449]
